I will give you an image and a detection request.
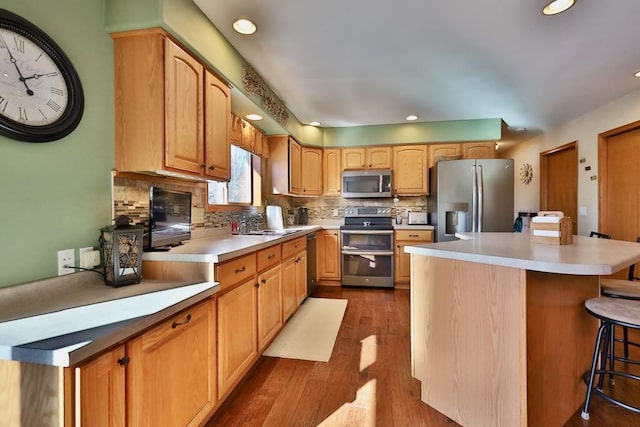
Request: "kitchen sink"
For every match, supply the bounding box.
[243,229,300,236]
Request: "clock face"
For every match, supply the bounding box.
[0,9,83,142]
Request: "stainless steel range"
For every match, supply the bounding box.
[340,206,394,288]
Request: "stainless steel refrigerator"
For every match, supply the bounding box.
[429,158,514,242]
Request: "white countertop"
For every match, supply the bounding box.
[404,232,640,275]
[142,225,322,263]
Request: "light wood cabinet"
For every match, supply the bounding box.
[257,264,283,351]
[268,135,303,195]
[281,236,308,318]
[393,145,429,195]
[394,229,433,284]
[76,345,126,427]
[281,255,298,322]
[126,299,217,427]
[301,146,323,195]
[217,279,258,398]
[342,146,392,170]
[295,250,308,305]
[323,148,342,196]
[112,29,231,180]
[462,142,495,159]
[317,230,341,280]
[428,143,462,169]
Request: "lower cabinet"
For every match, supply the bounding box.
[257,264,283,351]
[295,250,308,305]
[281,256,298,322]
[317,229,341,281]
[394,229,434,284]
[76,298,217,427]
[217,279,258,398]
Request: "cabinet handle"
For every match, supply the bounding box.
[235,266,246,273]
[171,314,192,329]
[255,282,260,288]
[208,165,215,171]
[261,278,267,284]
[397,244,401,248]
[368,164,372,167]
[200,163,207,169]
[117,356,130,367]
[409,234,419,237]
[268,254,275,259]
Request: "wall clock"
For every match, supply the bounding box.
[520,163,533,184]
[0,9,83,142]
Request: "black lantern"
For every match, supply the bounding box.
[99,215,144,287]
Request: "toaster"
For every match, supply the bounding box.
[408,211,428,225]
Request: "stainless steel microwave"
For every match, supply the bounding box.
[341,169,392,198]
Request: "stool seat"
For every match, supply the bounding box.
[581,297,640,420]
[601,278,640,300]
[586,297,640,325]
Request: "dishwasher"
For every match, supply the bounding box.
[306,232,317,296]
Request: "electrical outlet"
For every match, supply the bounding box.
[332,208,339,217]
[79,247,101,269]
[57,249,75,275]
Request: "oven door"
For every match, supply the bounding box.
[341,250,394,288]
[341,229,393,251]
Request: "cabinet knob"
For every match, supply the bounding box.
[201,163,207,169]
[261,278,267,284]
[268,254,275,259]
[235,266,246,273]
[208,165,215,171]
[368,164,372,167]
[255,282,260,288]
[118,356,130,367]
[171,314,192,329]
[397,244,401,248]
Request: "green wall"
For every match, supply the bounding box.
[0,0,114,287]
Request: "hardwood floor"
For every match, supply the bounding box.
[205,286,640,427]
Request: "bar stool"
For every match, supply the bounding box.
[581,297,640,419]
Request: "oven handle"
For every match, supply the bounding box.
[340,230,394,235]
[341,250,395,256]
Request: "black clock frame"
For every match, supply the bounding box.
[0,8,84,143]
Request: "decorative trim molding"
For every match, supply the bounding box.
[242,66,289,126]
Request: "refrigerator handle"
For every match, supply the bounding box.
[472,165,477,232]
[477,165,483,232]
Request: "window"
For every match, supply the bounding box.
[207,145,261,206]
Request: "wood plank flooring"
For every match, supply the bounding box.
[205,286,640,427]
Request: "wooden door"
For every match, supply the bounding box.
[164,38,204,175]
[217,280,258,397]
[367,146,392,169]
[204,70,231,180]
[127,299,216,427]
[317,230,341,280]
[257,264,282,351]
[301,147,323,195]
[540,142,578,234]
[77,345,126,427]
[393,145,428,195]
[323,148,342,196]
[342,147,366,170]
[281,256,298,321]
[295,250,308,305]
[289,138,302,193]
[599,124,640,277]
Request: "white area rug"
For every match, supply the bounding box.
[264,297,348,362]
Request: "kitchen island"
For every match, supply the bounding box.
[405,233,640,427]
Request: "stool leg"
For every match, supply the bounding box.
[582,321,609,420]
[609,324,616,385]
[624,326,630,359]
[597,323,613,390]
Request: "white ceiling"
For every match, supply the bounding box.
[193,0,640,137]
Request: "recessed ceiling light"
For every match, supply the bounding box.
[309,121,321,126]
[245,114,263,121]
[634,71,640,78]
[405,115,419,121]
[542,0,575,16]
[233,18,257,35]
[516,127,527,132]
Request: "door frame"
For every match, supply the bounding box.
[539,141,578,226]
[598,119,640,232]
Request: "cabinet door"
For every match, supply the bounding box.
[367,146,392,169]
[204,70,231,180]
[127,299,216,427]
[164,38,205,175]
[393,145,429,195]
[77,345,126,427]
[395,241,412,283]
[295,250,308,306]
[257,264,283,351]
[342,147,366,170]
[428,143,461,168]
[462,142,495,159]
[323,148,342,196]
[281,256,298,322]
[301,147,323,195]
[217,280,258,397]
[318,230,341,280]
[289,138,302,194]
[230,113,243,146]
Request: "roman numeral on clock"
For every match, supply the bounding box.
[46,99,61,112]
[13,37,24,53]
[19,107,28,121]
[51,87,64,96]
[0,96,7,112]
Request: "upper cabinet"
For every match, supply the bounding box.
[322,148,342,196]
[301,147,322,195]
[268,135,322,196]
[393,145,429,195]
[112,29,231,181]
[231,113,268,158]
[342,146,392,170]
[427,142,495,169]
[461,142,495,159]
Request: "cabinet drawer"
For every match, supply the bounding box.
[216,253,256,288]
[257,244,281,272]
[282,236,307,259]
[395,229,433,242]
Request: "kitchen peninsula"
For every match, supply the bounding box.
[405,233,640,427]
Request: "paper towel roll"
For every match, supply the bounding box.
[266,205,284,230]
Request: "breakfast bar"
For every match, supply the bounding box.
[405,233,640,427]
